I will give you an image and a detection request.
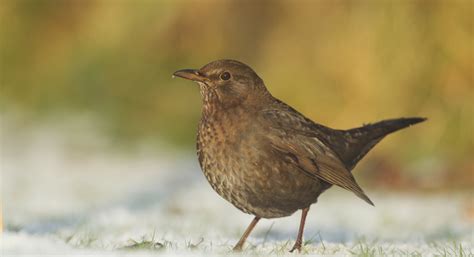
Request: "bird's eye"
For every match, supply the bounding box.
[220,72,231,81]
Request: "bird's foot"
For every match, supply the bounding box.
[289,240,302,253]
[232,243,244,252]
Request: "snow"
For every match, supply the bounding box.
[1,119,473,256]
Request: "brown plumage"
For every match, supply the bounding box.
[173,59,425,252]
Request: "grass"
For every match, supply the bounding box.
[120,231,166,251]
[4,224,471,256]
[344,240,472,257]
[79,231,470,256]
[430,241,470,257]
[119,231,206,253]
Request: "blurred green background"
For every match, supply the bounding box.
[1,0,472,190]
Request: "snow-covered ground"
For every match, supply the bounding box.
[1,118,473,256]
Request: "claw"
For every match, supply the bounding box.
[232,244,243,252]
[289,241,302,253]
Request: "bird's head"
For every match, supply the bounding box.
[173,59,270,110]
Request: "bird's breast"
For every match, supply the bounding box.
[196,109,263,212]
[197,109,252,172]
[195,108,325,218]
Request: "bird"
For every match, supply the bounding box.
[173,59,425,252]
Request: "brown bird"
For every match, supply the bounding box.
[173,59,425,252]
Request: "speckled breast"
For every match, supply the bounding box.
[195,109,328,218]
[196,110,254,214]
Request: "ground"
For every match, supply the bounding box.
[1,124,473,256]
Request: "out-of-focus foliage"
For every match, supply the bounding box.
[0,1,472,188]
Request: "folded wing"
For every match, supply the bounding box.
[260,107,374,206]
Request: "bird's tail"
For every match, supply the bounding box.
[340,117,426,170]
[352,117,427,139]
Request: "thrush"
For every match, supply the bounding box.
[173,59,425,252]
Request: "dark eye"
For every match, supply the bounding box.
[220,72,231,81]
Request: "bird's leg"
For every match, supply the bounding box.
[233,216,261,251]
[289,207,310,253]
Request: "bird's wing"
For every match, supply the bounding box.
[259,107,374,206]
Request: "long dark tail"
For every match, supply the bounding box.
[337,117,426,170]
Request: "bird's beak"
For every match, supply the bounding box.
[173,69,208,83]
